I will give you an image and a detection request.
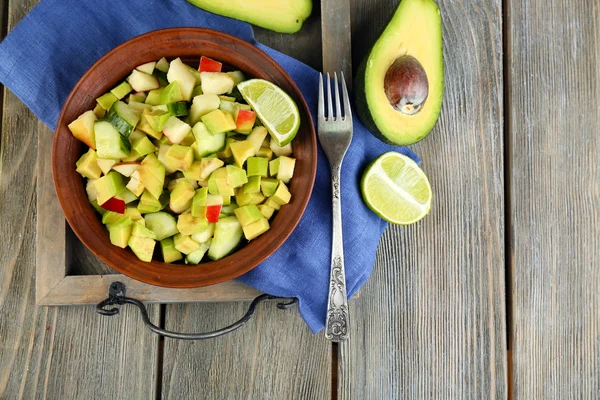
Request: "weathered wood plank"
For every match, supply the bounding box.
[0,1,159,398]
[340,0,507,398]
[321,0,353,82]
[162,21,332,400]
[507,1,600,398]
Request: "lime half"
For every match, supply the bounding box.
[361,152,432,225]
[237,79,300,146]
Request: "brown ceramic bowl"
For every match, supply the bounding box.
[52,28,317,288]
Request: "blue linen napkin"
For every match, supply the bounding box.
[0,0,419,333]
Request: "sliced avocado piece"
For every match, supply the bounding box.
[230,140,256,168]
[264,197,281,210]
[226,165,248,188]
[102,211,130,226]
[145,212,179,241]
[177,213,209,236]
[110,81,133,100]
[242,217,270,241]
[235,191,266,206]
[187,0,312,34]
[242,176,261,194]
[258,204,275,220]
[246,157,268,177]
[108,217,133,248]
[256,146,273,160]
[96,92,118,111]
[160,237,183,263]
[128,236,156,262]
[185,239,211,264]
[132,136,157,157]
[94,171,125,205]
[165,144,194,172]
[260,178,279,197]
[76,149,102,180]
[68,110,97,149]
[160,81,184,104]
[173,234,200,255]
[354,0,443,145]
[233,205,262,227]
[145,88,164,106]
[131,222,158,240]
[201,109,237,134]
[170,179,195,213]
[138,190,164,214]
[272,181,291,205]
[190,223,215,244]
[183,160,202,181]
[125,206,144,222]
[191,187,208,217]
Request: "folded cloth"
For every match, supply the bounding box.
[0,0,419,333]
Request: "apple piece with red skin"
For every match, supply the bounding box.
[101,197,126,214]
[112,161,140,177]
[199,56,222,73]
[234,109,256,134]
[205,194,223,223]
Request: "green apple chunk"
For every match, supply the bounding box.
[200,72,235,95]
[167,58,195,101]
[275,156,296,184]
[128,70,160,92]
[189,94,220,125]
[163,116,192,144]
[68,110,97,149]
[190,222,215,243]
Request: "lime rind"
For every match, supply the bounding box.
[361,152,432,225]
[237,79,300,146]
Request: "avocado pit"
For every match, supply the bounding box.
[384,55,429,115]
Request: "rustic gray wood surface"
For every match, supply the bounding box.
[1,0,599,399]
[506,1,600,398]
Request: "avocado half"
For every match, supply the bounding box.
[355,0,444,146]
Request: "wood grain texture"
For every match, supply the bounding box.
[161,20,333,400]
[162,302,331,400]
[321,0,353,83]
[507,0,600,398]
[340,0,507,398]
[0,1,159,398]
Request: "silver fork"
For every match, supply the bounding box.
[318,72,353,341]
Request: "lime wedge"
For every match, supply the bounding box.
[361,152,432,225]
[237,79,300,146]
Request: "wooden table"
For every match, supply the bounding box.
[1,0,598,398]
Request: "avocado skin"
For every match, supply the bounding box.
[354,57,398,146]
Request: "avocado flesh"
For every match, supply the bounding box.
[355,0,443,145]
[187,0,312,34]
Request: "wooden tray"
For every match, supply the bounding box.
[36,123,261,305]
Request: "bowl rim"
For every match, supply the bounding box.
[52,27,317,288]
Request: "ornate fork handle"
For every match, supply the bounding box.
[325,162,349,341]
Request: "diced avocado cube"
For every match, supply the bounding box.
[93,104,106,119]
[160,81,184,104]
[272,181,291,205]
[173,234,200,255]
[137,164,164,200]
[121,149,143,162]
[96,92,118,111]
[258,204,275,220]
[145,212,179,241]
[145,88,164,106]
[207,171,219,195]
[128,92,147,103]
[102,211,130,226]
[201,109,236,134]
[125,206,144,222]
[260,178,279,197]
[183,160,202,180]
[128,236,156,262]
[226,165,248,188]
[94,171,125,205]
[185,239,211,264]
[137,110,163,140]
[247,127,269,154]
[132,136,157,157]
[68,110,97,149]
[110,81,133,100]
[191,223,215,243]
[242,217,270,241]
[235,191,266,206]
[146,109,171,132]
[177,213,209,236]
[191,188,208,217]
[160,237,183,263]
[256,146,273,160]
[128,101,152,114]
[179,130,196,146]
[170,179,195,213]
[157,144,178,174]
[211,167,234,196]
[76,149,102,179]
[246,157,269,177]
[108,217,133,248]
[230,140,256,168]
[269,158,280,177]
[165,145,194,172]
[276,156,296,184]
[131,222,158,240]
[86,179,98,202]
[243,176,261,194]
[126,171,145,197]
[264,197,281,210]
[217,137,236,160]
[138,190,164,214]
[221,195,232,206]
[233,205,262,227]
